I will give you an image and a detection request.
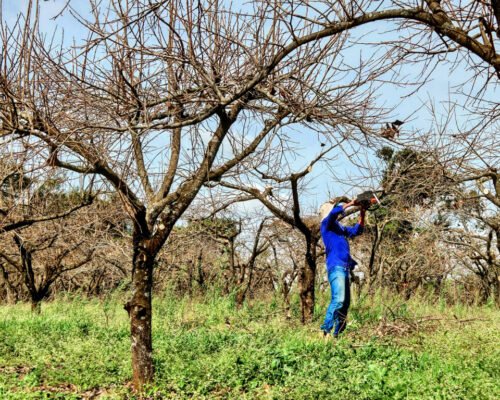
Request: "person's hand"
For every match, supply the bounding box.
[343,200,356,210]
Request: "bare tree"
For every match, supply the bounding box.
[156,216,240,295]
[0,1,385,387]
[0,148,93,234]
[265,219,303,318]
[359,147,450,287]
[2,0,499,390]
[0,187,124,310]
[232,219,269,307]
[441,164,499,304]
[216,149,336,322]
[0,231,93,312]
[272,1,500,79]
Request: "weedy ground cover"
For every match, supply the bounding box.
[0,290,498,399]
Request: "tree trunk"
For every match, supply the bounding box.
[235,263,246,308]
[368,224,381,290]
[31,299,41,314]
[494,277,500,307]
[282,281,292,320]
[196,249,205,292]
[125,236,155,391]
[187,259,193,297]
[0,264,19,304]
[299,237,317,323]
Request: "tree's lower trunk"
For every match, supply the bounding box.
[0,265,19,304]
[494,278,500,307]
[299,239,317,323]
[478,276,491,304]
[433,275,443,296]
[227,238,236,294]
[235,265,246,308]
[350,270,362,300]
[30,298,41,313]
[196,249,205,292]
[29,289,48,314]
[282,283,291,319]
[125,239,155,391]
[299,264,315,323]
[187,260,193,296]
[236,258,258,308]
[484,271,499,307]
[368,225,380,290]
[235,289,245,308]
[5,287,18,304]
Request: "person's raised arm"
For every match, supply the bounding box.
[344,204,365,238]
[343,200,356,211]
[322,200,356,230]
[359,208,366,227]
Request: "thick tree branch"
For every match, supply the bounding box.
[0,196,93,234]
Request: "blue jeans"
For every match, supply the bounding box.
[321,265,351,336]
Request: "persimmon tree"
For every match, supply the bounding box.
[2,0,499,390]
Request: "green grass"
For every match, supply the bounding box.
[0,290,499,399]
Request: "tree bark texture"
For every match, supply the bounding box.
[299,238,317,323]
[31,299,41,314]
[125,236,155,391]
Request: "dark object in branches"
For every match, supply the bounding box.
[381,120,404,139]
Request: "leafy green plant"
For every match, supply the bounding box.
[0,293,498,399]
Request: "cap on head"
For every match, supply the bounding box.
[319,202,335,222]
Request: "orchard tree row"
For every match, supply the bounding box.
[0,0,498,391]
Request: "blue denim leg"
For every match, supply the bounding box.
[321,266,350,336]
[334,272,351,336]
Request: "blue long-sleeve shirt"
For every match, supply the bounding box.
[320,205,363,272]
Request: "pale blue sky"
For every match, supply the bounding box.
[2,0,497,215]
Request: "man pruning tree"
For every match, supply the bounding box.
[319,193,377,338]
